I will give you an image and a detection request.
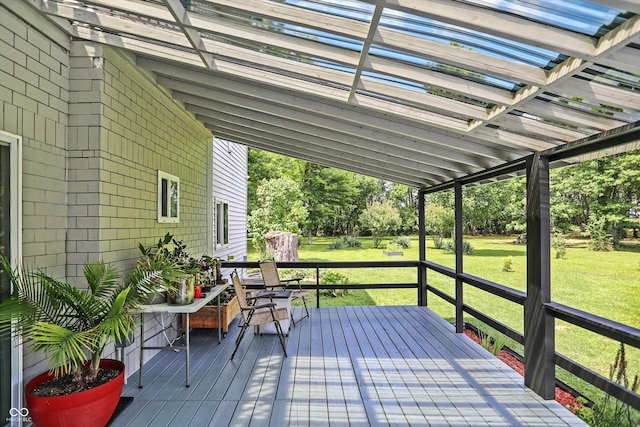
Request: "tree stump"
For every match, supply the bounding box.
[265,231,299,262]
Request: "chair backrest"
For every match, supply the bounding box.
[231,270,250,321]
[259,260,282,289]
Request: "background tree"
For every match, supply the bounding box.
[297,163,357,243]
[358,202,401,248]
[550,149,640,245]
[387,183,419,234]
[247,176,308,258]
[424,204,455,247]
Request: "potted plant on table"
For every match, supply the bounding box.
[136,233,184,304]
[0,256,163,427]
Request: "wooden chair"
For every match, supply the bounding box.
[259,260,309,326]
[230,269,288,360]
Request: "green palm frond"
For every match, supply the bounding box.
[31,322,98,376]
[83,261,119,299]
[123,267,166,305]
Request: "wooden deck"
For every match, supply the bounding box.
[110,306,586,426]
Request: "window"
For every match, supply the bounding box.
[215,200,229,246]
[158,171,179,223]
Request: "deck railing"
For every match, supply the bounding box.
[223,259,640,410]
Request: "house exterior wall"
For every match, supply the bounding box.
[1,1,248,385]
[212,138,248,270]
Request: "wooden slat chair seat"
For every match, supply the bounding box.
[230,269,288,360]
[259,260,310,326]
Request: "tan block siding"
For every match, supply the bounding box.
[66,43,212,282]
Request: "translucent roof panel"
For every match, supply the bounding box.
[460,0,629,36]
[31,0,640,189]
[285,0,375,22]
[379,9,564,69]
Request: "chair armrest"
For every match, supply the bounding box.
[246,293,276,300]
[242,302,276,310]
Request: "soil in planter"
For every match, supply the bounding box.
[30,368,120,397]
[463,329,585,414]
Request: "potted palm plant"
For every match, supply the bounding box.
[0,256,163,427]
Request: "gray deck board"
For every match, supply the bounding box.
[110,306,587,426]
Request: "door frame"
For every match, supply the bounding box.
[0,131,23,425]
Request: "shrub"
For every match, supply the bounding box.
[320,270,350,297]
[328,239,343,250]
[443,239,474,255]
[342,236,362,248]
[385,242,402,252]
[395,236,411,249]
[551,233,567,259]
[502,255,514,272]
[586,216,613,251]
[433,236,444,249]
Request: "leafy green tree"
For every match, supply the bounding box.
[298,163,357,243]
[388,183,419,234]
[424,204,454,247]
[463,178,525,235]
[551,149,640,244]
[247,176,308,258]
[358,202,401,248]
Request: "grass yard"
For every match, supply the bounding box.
[249,234,640,401]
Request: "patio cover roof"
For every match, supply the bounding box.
[31,0,640,189]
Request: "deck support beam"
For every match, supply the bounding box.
[455,181,464,333]
[524,153,555,399]
[418,190,427,306]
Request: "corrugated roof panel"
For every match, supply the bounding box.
[368,45,523,92]
[459,0,629,36]
[379,8,564,69]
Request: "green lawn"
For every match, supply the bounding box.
[249,234,640,401]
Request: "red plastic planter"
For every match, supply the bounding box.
[25,359,125,427]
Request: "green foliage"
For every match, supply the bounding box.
[395,236,411,249]
[443,239,474,255]
[328,236,362,250]
[433,236,445,249]
[0,257,161,385]
[502,255,514,272]
[576,343,640,427]
[551,149,640,235]
[424,204,454,244]
[328,239,343,250]
[247,176,308,258]
[359,202,402,248]
[385,242,402,252]
[343,236,362,248]
[479,329,509,356]
[463,178,526,235]
[320,270,350,297]
[299,163,358,242]
[551,233,567,259]
[387,184,419,234]
[586,216,613,251]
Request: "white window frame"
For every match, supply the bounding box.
[215,199,229,248]
[157,171,179,223]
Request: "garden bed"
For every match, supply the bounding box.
[182,295,239,335]
[462,327,588,414]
